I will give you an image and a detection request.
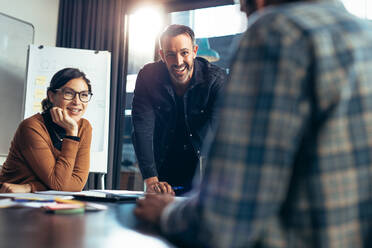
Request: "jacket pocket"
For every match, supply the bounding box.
[154,103,172,124]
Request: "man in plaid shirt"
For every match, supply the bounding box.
[135,0,372,247]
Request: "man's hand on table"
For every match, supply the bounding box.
[144,177,175,195]
[134,193,174,225]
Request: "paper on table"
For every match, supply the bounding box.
[35,190,79,196]
[0,198,56,209]
[36,190,144,196]
[38,191,108,198]
[0,198,16,208]
[0,192,109,210]
[18,202,56,208]
[36,190,144,202]
[0,192,73,200]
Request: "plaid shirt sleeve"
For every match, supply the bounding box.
[161,11,314,247]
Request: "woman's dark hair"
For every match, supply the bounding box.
[41,68,92,111]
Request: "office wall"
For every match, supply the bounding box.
[0,0,59,46]
[0,0,59,165]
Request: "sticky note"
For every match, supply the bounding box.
[33,102,42,112]
[35,76,46,86]
[34,89,45,99]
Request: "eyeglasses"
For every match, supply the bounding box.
[55,87,93,103]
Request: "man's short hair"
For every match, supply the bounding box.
[159,24,196,49]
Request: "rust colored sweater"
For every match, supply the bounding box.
[0,113,92,192]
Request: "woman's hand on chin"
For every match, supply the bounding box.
[50,107,78,136]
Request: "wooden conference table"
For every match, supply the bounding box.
[0,201,175,248]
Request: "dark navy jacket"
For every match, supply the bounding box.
[132,57,226,180]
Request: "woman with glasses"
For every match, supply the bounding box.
[0,68,93,193]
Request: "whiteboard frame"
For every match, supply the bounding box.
[0,12,34,157]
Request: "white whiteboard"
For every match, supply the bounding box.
[0,13,34,157]
[24,45,111,173]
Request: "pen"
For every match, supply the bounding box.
[172,186,184,191]
[13,198,55,203]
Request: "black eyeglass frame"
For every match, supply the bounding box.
[54,87,93,103]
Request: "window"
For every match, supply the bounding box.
[341,0,372,19]
[121,5,164,178]
[171,4,247,71]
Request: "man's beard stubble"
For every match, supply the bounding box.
[170,62,193,85]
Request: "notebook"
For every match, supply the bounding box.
[72,190,143,202]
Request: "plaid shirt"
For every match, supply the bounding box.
[161,1,372,247]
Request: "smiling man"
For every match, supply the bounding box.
[132,24,226,195]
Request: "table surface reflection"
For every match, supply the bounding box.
[0,202,175,248]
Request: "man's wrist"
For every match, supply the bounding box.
[144,176,159,186]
